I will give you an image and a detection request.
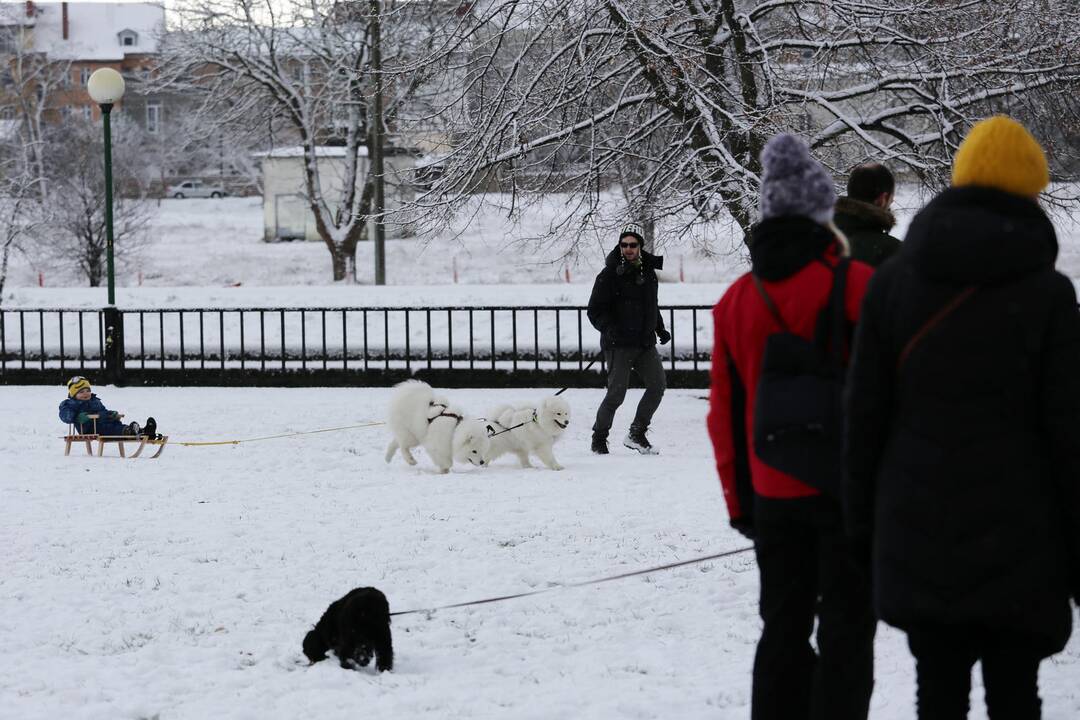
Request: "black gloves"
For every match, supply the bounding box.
[657,328,671,345]
[603,326,618,345]
[730,517,756,542]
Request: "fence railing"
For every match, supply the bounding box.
[0,305,715,387]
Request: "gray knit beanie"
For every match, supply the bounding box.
[758,133,836,224]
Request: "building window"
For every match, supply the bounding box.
[146,101,161,134]
[118,30,139,47]
[60,106,72,122]
[79,67,91,85]
[81,106,92,121]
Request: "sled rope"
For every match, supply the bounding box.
[389,544,754,617]
[177,421,385,447]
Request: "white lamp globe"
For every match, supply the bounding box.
[87,68,126,104]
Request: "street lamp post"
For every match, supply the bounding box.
[87,68,126,384]
[86,68,125,305]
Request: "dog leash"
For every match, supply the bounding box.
[388,545,755,617]
[176,421,385,447]
[484,409,539,438]
[554,356,601,396]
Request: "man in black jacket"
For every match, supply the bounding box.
[834,163,901,267]
[587,223,670,454]
[844,116,1080,718]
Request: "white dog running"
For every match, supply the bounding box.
[483,396,571,471]
[384,380,491,473]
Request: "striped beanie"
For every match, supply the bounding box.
[67,376,91,397]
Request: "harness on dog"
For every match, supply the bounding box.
[485,409,539,438]
[427,403,462,425]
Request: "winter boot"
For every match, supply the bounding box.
[143,417,157,439]
[124,421,142,437]
[591,432,609,455]
[624,428,659,455]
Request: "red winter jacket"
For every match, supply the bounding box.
[707,218,873,522]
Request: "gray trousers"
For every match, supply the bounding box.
[592,346,667,437]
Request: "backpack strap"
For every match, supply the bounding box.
[827,259,851,367]
[896,286,977,372]
[751,274,790,332]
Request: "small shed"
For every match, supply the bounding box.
[257,145,417,242]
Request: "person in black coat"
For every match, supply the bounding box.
[834,162,902,268]
[844,115,1080,719]
[587,223,670,455]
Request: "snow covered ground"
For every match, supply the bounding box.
[5,186,1080,308]
[2,385,1078,719]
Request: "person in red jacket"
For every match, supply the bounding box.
[707,133,875,720]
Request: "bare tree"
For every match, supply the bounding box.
[157,0,456,281]
[415,0,1080,243]
[0,161,44,300]
[0,4,72,202]
[43,119,152,287]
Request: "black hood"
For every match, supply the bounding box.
[605,245,664,271]
[903,186,1057,285]
[748,216,835,281]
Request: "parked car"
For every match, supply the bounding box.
[166,180,228,199]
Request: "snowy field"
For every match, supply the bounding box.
[2,385,1078,719]
[5,187,1080,309]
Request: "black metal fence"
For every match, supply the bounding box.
[0,305,714,387]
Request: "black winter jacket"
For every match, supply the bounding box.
[587,245,666,349]
[844,186,1080,655]
[833,196,901,268]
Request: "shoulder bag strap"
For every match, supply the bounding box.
[896,286,978,372]
[828,259,851,367]
[751,274,790,332]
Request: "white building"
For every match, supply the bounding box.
[257,146,418,242]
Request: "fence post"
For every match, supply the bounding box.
[103,306,125,385]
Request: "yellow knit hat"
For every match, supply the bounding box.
[951,115,1049,197]
[67,375,91,397]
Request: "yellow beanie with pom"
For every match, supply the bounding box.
[67,376,91,397]
[951,115,1049,197]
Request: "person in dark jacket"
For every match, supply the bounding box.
[834,163,901,267]
[587,222,671,455]
[844,115,1080,719]
[59,375,158,437]
[708,133,876,720]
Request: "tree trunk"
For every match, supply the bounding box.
[329,246,348,282]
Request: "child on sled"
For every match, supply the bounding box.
[58,376,159,438]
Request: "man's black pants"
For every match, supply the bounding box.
[591,346,666,437]
[751,495,876,720]
[906,628,1043,719]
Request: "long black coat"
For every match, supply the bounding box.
[587,245,666,349]
[844,186,1080,655]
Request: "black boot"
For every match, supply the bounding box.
[624,428,658,455]
[591,432,609,455]
[143,417,157,439]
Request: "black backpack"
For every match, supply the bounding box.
[751,259,850,496]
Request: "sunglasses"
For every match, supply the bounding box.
[620,242,639,249]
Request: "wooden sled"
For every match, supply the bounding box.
[63,414,168,459]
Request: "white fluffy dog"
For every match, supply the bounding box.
[384,380,490,473]
[483,396,571,471]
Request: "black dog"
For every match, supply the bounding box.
[303,587,393,672]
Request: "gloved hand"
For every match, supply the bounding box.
[76,412,91,426]
[106,411,120,421]
[603,326,618,345]
[657,328,671,345]
[730,517,756,542]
